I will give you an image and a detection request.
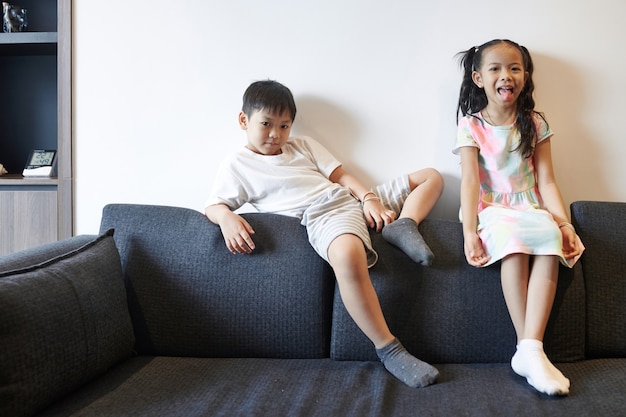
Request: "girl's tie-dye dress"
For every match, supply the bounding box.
[453,112,582,267]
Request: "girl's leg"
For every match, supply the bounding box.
[382,168,443,265]
[524,255,558,340]
[523,256,570,389]
[327,234,438,388]
[500,254,530,341]
[502,254,569,395]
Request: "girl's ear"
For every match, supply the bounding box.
[472,71,483,88]
[238,111,248,130]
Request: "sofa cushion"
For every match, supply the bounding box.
[35,357,626,417]
[99,204,335,359]
[571,201,626,358]
[330,218,586,363]
[0,231,135,417]
[0,235,98,273]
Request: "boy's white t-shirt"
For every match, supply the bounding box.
[205,136,343,219]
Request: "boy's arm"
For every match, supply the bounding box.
[329,166,395,232]
[205,203,256,254]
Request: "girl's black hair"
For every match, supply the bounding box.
[242,80,297,122]
[456,39,547,159]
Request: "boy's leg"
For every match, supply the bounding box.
[399,168,444,223]
[328,234,438,388]
[379,168,443,265]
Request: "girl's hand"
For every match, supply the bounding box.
[560,224,581,260]
[464,232,491,267]
[218,211,256,254]
[362,199,396,232]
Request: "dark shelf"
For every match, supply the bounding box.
[0,32,57,55]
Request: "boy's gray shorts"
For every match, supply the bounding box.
[302,175,410,268]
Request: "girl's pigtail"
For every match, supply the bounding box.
[515,43,547,159]
[456,47,475,122]
[456,46,486,123]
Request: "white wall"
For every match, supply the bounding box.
[73,0,626,234]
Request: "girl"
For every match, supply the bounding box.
[453,39,584,396]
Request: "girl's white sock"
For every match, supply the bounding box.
[511,339,569,396]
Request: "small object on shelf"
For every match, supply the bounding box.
[0,163,7,175]
[2,2,27,33]
[23,149,56,177]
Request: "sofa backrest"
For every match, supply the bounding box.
[571,201,626,359]
[330,218,586,364]
[100,204,336,359]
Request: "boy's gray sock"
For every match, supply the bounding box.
[382,218,434,266]
[376,338,439,388]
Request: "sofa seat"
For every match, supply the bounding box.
[38,357,626,417]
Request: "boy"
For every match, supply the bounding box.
[205,80,443,387]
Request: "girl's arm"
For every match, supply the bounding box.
[459,147,491,266]
[329,166,395,231]
[533,139,581,259]
[533,139,568,222]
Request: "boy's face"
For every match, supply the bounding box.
[239,108,293,155]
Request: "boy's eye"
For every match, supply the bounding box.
[281,124,290,129]
[261,121,270,126]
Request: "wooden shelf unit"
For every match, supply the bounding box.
[0,0,72,255]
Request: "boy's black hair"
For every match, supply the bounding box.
[456,39,547,159]
[242,80,297,121]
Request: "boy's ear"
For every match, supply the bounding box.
[238,111,248,130]
[471,71,483,88]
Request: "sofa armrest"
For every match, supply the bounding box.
[0,231,135,417]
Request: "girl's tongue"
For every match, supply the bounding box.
[498,87,514,101]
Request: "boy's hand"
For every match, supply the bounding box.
[463,232,491,267]
[216,211,256,254]
[363,199,396,232]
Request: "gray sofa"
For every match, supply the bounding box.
[1,201,625,417]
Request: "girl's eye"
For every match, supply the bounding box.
[281,125,290,129]
[261,122,270,127]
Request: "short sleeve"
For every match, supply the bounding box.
[453,116,479,155]
[291,136,342,178]
[204,155,248,210]
[534,114,554,145]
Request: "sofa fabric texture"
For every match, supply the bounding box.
[0,231,134,417]
[571,201,626,358]
[0,201,624,416]
[98,205,335,359]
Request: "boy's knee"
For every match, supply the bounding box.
[327,234,367,266]
[409,168,443,190]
